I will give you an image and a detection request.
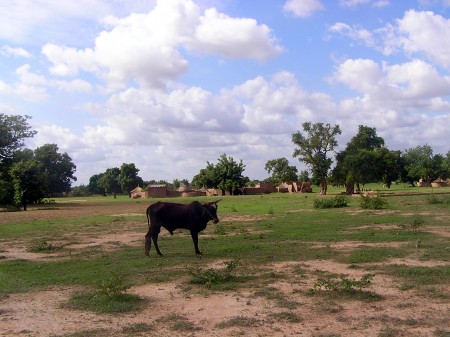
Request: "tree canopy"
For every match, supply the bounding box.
[332,125,388,194]
[292,122,341,195]
[265,157,298,185]
[34,144,77,194]
[0,114,36,162]
[192,154,249,194]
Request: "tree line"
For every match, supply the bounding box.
[2,113,449,210]
[0,114,76,209]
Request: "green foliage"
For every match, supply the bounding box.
[292,122,341,195]
[192,154,249,194]
[119,163,143,194]
[402,144,447,183]
[313,195,349,209]
[65,273,141,314]
[332,126,389,194]
[313,274,375,292]
[100,167,121,197]
[95,273,131,298]
[265,157,298,185]
[0,113,36,161]
[67,291,142,314]
[34,143,77,194]
[188,260,240,288]
[359,194,387,209]
[10,159,47,209]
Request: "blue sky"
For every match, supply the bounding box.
[1,0,449,185]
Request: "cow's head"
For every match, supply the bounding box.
[202,200,221,223]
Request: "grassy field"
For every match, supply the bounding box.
[0,186,449,336]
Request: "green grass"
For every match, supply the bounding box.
[0,188,449,300]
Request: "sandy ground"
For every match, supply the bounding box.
[0,201,449,337]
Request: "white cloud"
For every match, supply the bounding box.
[1,45,32,58]
[42,0,282,90]
[339,0,389,7]
[396,10,450,69]
[283,0,325,18]
[192,8,282,59]
[329,23,375,48]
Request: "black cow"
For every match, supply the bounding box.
[145,200,221,256]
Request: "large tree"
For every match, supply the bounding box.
[119,163,143,194]
[34,144,77,195]
[192,154,249,195]
[0,114,36,162]
[402,145,447,184]
[332,125,385,194]
[265,157,298,185]
[88,173,105,195]
[100,167,121,198]
[10,159,47,210]
[292,122,341,195]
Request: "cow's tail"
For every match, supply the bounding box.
[145,206,152,256]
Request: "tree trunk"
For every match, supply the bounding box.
[320,180,327,195]
[345,183,354,195]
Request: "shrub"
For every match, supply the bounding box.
[397,216,425,233]
[359,194,387,209]
[313,195,349,209]
[313,274,375,292]
[96,273,131,298]
[188,260,239,288]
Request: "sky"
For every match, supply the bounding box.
[1,0,450,186]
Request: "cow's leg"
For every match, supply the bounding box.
[144,229,152,256]
[152,226,163,256]
[190,230,202,255]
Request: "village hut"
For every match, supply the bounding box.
[130,186,146,198]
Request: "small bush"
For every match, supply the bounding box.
[397,215,425,233]
[65,273,142,314]
[313,274,375,292]
[96,273,131,298]
[188,260,239,288]
[313,195,349,209]
[359,194,387,209]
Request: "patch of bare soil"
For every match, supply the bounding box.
[2,258,449,337]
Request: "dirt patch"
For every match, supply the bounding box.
[2,258,448,337]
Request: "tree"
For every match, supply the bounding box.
[292,122,341,195]
[402,145,447,184]
[299,170,310,182]
[0,114,37,162]
[376,148,402,188]
[264,158,298,185]
[88,173,105,195]
[100,168,121,198]
[332,125,385,194]
[10,159,47,210]
[119,163,143,194]
[34,144,77,195]
[192,154,249,195]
